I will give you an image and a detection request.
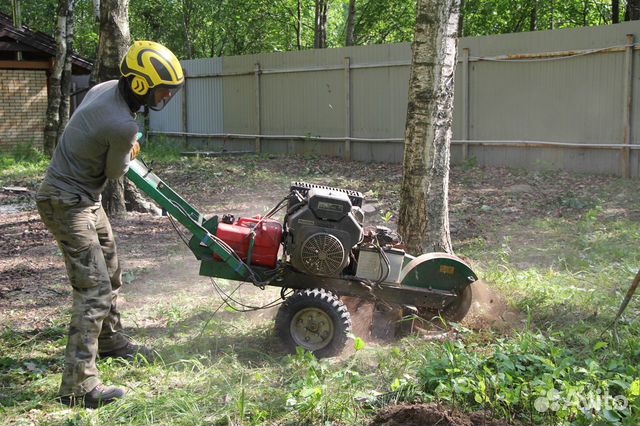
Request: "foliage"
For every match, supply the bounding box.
[349,0,415,45]
[0,0,99,58]
[462,0,623,36]
[416,326,640,425]
[2,0,634,60]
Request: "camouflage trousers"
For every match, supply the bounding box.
[36,184,129,397]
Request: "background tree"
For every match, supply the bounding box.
[297,0,303,49]
[314,0,330,48]
[43,0,74,156]
[93,0,159,218]
[398,0,460,255]
[626,0,640,19]
[93,0,131,219]
[345,0,356,46]
[91,0,130,85]
[58,0,74,137]
[348,0,415,45]
[458,0,465,36]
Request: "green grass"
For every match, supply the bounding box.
[0,144,49,188]
[142,135,185,162]
[470,207,640,327]
[1,156,640,425]
[452,200,640,424]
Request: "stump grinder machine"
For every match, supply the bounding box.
[127,158,478,358]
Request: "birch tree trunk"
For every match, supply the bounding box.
[346,0,356,46]
[92,0,100,21]
[626,0,640,20]
[43,0,70,157]
[90,0,129,86]
[458,0,465,37]
[398,0,460,256]
[11,0,22,60]
[92,0,159,218]
[93,0,130,219]
[530,1,537,31]
[314,0,329,48]
[58,2,74,137]
[297,0,302,50]
[181,0,194,59]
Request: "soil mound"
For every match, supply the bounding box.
[369,403,500,426]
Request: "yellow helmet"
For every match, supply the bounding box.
[120,41,184,111]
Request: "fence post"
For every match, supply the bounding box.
[622,34,634,178]
[255,62,262,154]
[462,47,470,162]
[182,69,188,149]
[344,57,352,161]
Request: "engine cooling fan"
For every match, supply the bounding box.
[300,233,346,276]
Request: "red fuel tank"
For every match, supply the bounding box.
[215,216,283,269]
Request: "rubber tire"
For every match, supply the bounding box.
[275,288,352,358]
[419,284,473,323]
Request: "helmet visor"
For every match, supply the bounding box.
[148,84,183,111]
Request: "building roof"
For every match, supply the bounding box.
[0,12,92,73]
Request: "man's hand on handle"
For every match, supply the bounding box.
[130,141,141,160]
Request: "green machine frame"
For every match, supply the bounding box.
[126,158,478,312]
[126,159,260,284]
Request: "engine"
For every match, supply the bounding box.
[285,182,364,276]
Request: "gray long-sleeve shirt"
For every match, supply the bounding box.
[39,80,138,202]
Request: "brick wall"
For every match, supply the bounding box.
[0,69,48,152]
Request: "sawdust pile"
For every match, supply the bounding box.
[464,280,523,331]
[341,279,522,350]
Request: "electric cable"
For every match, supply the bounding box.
[168,214,191,247]
[209,277,291,312]
[249,194,292,230]
[377,244,391,283]
[371,235,391,285]
[196,281,243,339]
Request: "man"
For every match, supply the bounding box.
[36,41,184,408]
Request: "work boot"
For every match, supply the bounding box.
[99,342,156,362]
[58,384,125,409]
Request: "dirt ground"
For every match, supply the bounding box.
[0,155,630,424]
[369,403,501,426]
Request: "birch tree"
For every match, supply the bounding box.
[90,0,129,86]
[43,0,74,157]
[314,0,329,48]
[398,0,460,255]
[93,0,130,218]
[626,0,640,20]
[345,0,356,46]
[58,1,74,135]
[92,0,160,218]
[297,0,303,49]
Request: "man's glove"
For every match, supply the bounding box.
[130,141,141,160]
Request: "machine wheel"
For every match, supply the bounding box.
[275,288,352,358]
[418,285,473,323]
